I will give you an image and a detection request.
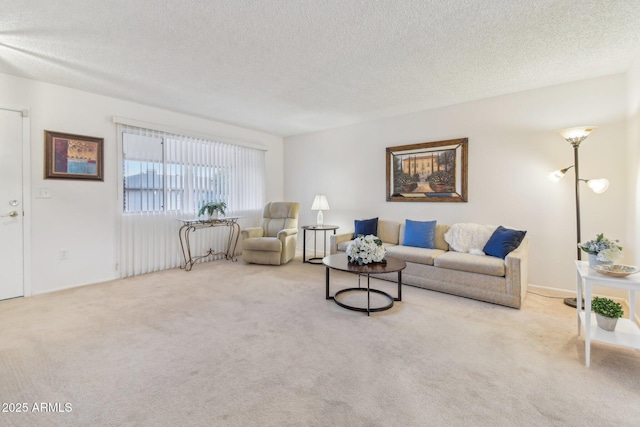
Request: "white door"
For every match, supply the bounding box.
[0,108,24,300]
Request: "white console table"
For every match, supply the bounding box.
[575,260,640,367]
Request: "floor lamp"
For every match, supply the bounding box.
[548,126,609,308]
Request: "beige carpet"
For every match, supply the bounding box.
[1,257,639,426]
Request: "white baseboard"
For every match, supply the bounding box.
[527,283,574,297]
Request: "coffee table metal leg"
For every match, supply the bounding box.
[325,266,331,299]
[303,228,307,263]
[397,271,402,301]
[367,274,371,316]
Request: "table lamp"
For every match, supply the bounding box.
[311,195,330,227]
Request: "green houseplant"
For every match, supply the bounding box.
[198,201,227,218]
[591,296,624,331]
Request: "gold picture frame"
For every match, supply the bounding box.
[44,130,104,181]
[386,138,468,202]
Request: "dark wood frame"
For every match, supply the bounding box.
[44,130,104,181]
[386,138,468,202]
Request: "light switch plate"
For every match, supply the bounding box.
[36,188,51,198]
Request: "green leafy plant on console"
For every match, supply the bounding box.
[198,201,227,217]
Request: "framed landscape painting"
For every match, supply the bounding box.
[386,138,468,202]
[45,130,104,181]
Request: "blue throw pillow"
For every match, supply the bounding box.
[354,217,378,237]
[404,219,436,249]
[483,226,527,259]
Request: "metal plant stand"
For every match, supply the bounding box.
[178,217,241,271]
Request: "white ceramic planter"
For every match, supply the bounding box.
[595,313,618,332]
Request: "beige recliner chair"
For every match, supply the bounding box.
[241,202,300,265]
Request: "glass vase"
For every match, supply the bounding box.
[588,253,613,267]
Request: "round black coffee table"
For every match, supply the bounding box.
[322,254,406,316]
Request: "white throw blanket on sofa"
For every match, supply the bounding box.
[444,223,497,255]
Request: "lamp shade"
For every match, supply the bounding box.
[548,169,567,182]
[311,195,330,211]
[557,126,597,145]
[586,179,609,194]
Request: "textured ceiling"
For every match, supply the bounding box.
[2,1,640,137]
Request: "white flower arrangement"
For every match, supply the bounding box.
[578,233,622,262]
[346,234,386,265]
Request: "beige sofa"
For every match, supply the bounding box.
[330,220,528,309]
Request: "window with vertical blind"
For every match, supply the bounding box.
[117,123,266,277]
[122,128,264,215]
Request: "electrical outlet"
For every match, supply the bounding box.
[59,250,69,260]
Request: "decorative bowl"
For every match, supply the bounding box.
[592,264,640,278]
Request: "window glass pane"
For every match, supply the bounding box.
[192,165,229,211]
[165,162,184,212]
[123,133,164,212]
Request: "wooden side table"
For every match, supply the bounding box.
[575,261,640,367]
[302,225,339,264]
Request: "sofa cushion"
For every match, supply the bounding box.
[483,226,527,259]
[378,220,400,245]
[354,217,378,237]
[242,237,282,252]
[337,240,351,252]
[434,224,450,251]
[433,251,505,277]
[385,245,445,266]
[404,219,436,249]
[444,223,497,254]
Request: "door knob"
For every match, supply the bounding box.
[0,211,18,218]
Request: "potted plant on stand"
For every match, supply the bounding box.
[198,201,227,219]
[591,296,624,331]
[578,233,622,267]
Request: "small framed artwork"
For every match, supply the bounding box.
[386,138,468,202]
[45,130,104,181]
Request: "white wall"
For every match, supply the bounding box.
[284,74,629,293]
[0,72,284,295]
[627,54,640,313]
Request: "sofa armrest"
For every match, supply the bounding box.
[330,232,354,254]
[241,227,264,239]
[277,228,298,239]
[505,237,529,308]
